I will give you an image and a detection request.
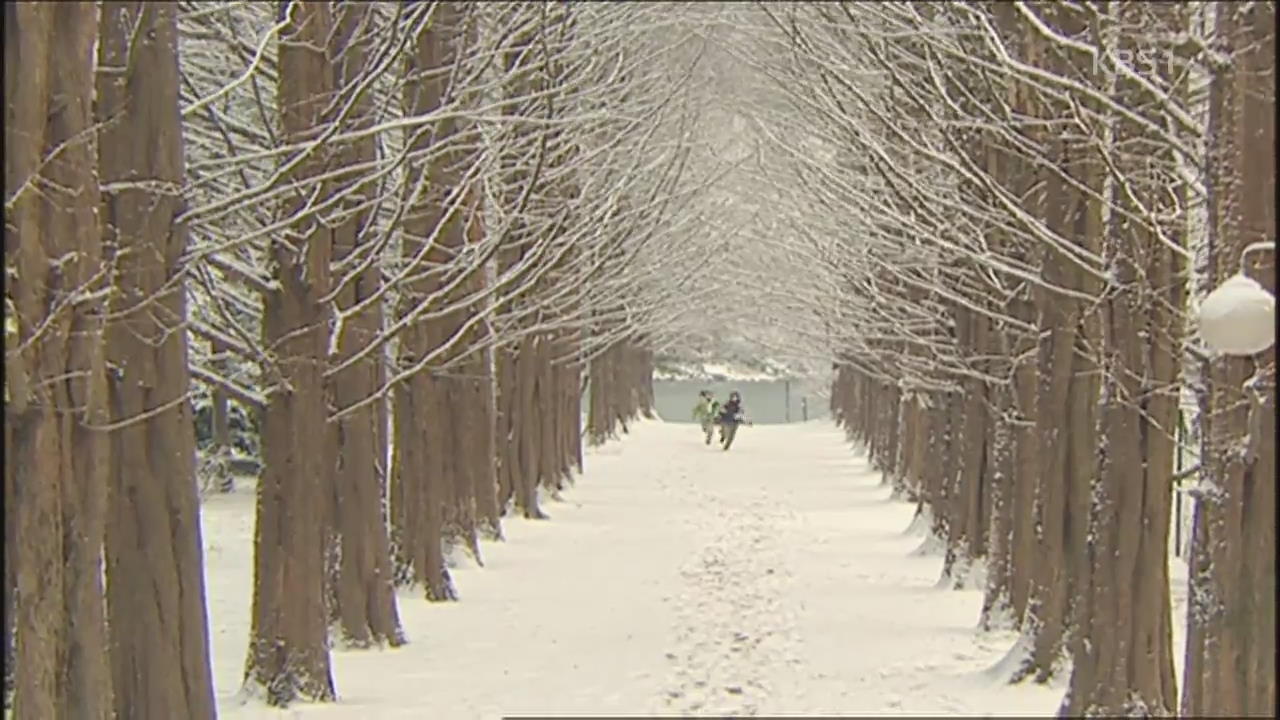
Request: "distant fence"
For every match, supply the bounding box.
[652,379,829,425]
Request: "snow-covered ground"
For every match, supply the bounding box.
[203,419,1189,718]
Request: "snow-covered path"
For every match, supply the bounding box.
[206,420,1063,718]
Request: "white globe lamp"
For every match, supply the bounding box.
[1197,242,1276,357]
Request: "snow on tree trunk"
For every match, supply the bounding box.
[1181,4,1276,716]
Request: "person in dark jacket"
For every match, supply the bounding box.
[717,391,747,450]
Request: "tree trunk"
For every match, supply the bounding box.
[6,3,114,717]
[979,349,1016,630]
[391,335,453,600]
[1182,4,1276,715]
[495,342,518,512]
[1064,6,1187,712]
[1006,324,1039,629]
[210,338,234,492]
[244,0,336,705]
[922,391,951,547]
[569,341,585,473]
[537,342,562,495]
[2,409,11,711]
[1014,6,1105,681]
[391,1,470,602]
[468,197,503,539]
[96,3,219,717]
[324,0,405,648]
[941,304,989,589]
[515,336,548,518]
[586,343,613,445]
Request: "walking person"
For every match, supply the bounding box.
[692,390,720,445]
[717,391,749,450]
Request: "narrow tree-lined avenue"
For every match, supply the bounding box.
[3,2,1273,718]
[194,420,1183,718]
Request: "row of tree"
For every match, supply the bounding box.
[4,1,692,716]
[674,1,1273,716]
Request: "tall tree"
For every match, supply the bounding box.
[5,2,113,717]
[324,0,406,649]
[244,0,337,705]
[392,0,465,601]
[1182,3,1276,716]
[463,192,503,539]
[417,0,483,571]
[96,2,218,717]
[493,4,552,520]
[1061,4,1190,714]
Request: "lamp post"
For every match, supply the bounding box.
[1196,241,1276,356]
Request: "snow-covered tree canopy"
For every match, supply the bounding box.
[3,0,1246,417]
[175,1,734,413]
[642,1,1229,401]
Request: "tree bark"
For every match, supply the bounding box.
[586,342,613,446]
[1017,6,1104,683]
[6,3,114,717]
[210,338,234,492]
[1182,4,1276,715]
[1063,6,1187,712]
[244,0,337,705]
[515,336,548,517]
[96,3,219,717]
[325,0,405,648]
[466,201,503,539]
[391,0,470,602]
[941,304,990,589]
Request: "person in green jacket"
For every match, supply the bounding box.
[692,390,720,446]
